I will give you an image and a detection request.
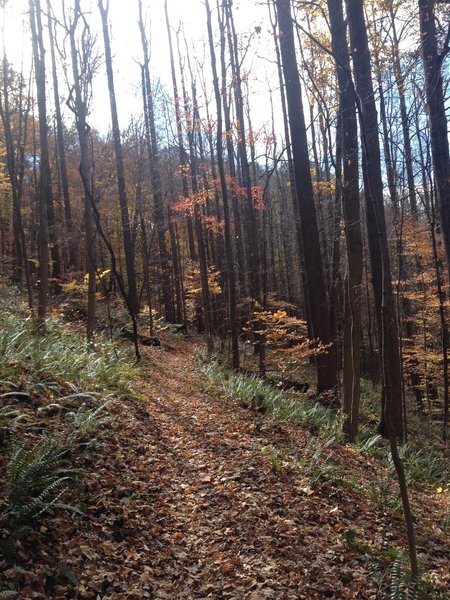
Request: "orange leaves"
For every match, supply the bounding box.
[225,174,247,198]
[172,173,265,218]
[173,194,196,217]
[252,186,265,210]
[241,297,327,375]
[203,215,224,236]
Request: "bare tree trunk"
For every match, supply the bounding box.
[164,0,197,262]
[346,0,417,583]
[217,0,246,296]
[0,60,33,309]
[346,0,404,441]
[29,0,50,325]
[98,0,138,317]
[275,0,337,395]
[418,0,450,283]
[66,0,97,341]
[389,5,417,217]
[327,0,362,440]
[138,1,174,323]
[225,0,261,302]
[206,0,239,368]
[47,0,78,271]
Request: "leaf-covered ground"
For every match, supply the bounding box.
[1,336,449,599]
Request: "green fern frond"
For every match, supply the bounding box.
[0,590,18,598]
[3,438,82,524]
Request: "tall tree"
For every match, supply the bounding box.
[0,60,33,308]
[346,0,404,441]
[46,0,78,272]
[327,0,362,440]
[418,0,450,286]
[274,0,337,395]
[346,0,417,582]
[138,0,174,323]
[66,0,98,341]
[29,0,51,324]
[205,0,240,368]
[98,0,138,317]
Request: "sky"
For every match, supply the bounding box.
[0,0,275,137]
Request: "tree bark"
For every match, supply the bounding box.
[98,0,138,317]
[29,0,50,325]
[206,0,239,368]
[346,0,404,441]
[275,0,337,395]
[418,0,450,282]
[138,1,174,323]
[327,0,363,440]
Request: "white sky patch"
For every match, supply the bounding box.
[0,0,277,142]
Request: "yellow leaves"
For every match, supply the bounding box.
[183,261,222,322]
[312,179,336,195]
[272,310,287,322]
[241,296,327,375]
[63,269,111,297]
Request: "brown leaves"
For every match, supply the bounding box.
[3,338,449,598]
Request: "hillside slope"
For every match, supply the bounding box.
[1,329,449,599]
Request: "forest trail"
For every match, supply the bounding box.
[57,338,446,600]
[9,336,448,599]
[112,341,369,599]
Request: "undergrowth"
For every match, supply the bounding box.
[197,352,343,440]
[197,352,450,597]
[358,381,450,488]
[198,353,449,491]
[0,290,134,593]
[0,291,135,399]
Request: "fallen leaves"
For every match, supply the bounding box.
[1,337,449,598]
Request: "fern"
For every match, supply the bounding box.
[388,554,424,600]
[0,406,28,428]
[66,400,114,445]
[2,437,83,524]
[390,557,403,599]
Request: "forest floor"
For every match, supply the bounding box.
[1,320,450,599]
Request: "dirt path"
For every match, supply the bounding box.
[65,342,393,599]
[14,339,448,599]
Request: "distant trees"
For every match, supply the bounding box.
[98,0,138,319]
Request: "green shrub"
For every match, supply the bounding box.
[394,444,449,487]
[66,400,114,446]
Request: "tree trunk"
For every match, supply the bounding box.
[67,0,97,341]
[327,0,363,440]
[418,0,450,282]
[47,0,78,271]
[138,2,174,323]
[205,0,239,368]
[275,0,337,395]
[29,0,50,325]
[346,0,404,441]
[98,0,138,317]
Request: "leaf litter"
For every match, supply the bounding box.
[1,336,449,599]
